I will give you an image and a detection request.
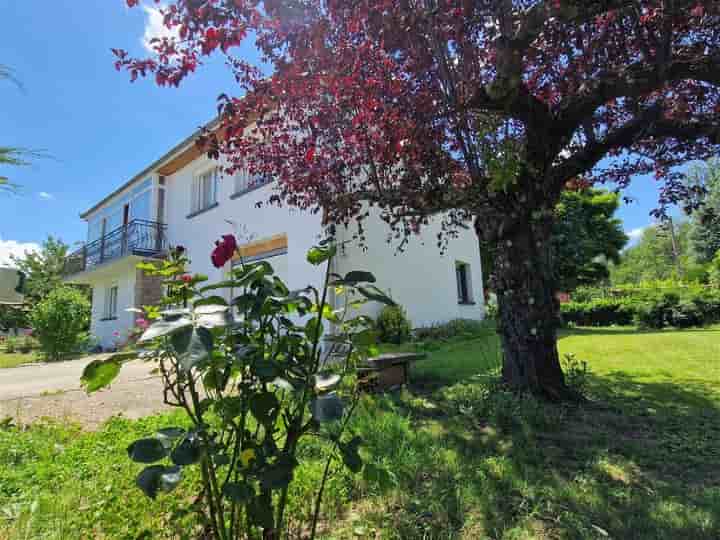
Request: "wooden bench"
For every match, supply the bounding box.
[358,352,426,392]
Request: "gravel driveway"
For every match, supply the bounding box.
[0,355,170,428]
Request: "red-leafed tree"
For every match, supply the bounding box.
[116,0,719,400]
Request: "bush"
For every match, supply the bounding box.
[4,336,17,353]
[563,289,720,329]
[30,287,90,361]
[413,318,492,342]
[376,305,411,343]
[561,298,635,326]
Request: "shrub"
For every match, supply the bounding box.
[561,299,635,326]
[376,305,411,343]
[4,336,17,353]
[563,289,720,328]
[30,287,90,361]
[81,241,388,540]
[413,318,492,341]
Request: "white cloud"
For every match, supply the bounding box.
[0,239,40,267]
[141,4,180,53]
[38,191,54,200]
[625,226,649,247]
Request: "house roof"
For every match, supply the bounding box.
[79,117,220,220]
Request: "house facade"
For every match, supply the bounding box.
[65,122,485,349]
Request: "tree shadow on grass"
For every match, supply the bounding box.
[359,371,720,539]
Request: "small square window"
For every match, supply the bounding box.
[456,262,473,304]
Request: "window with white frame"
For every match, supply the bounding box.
[190,166,219,214]
[233,167,268,196]
[455,262,473,304]
[103,285,119,320]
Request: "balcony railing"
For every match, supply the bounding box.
[65,219,167,276]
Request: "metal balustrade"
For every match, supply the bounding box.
[64,219,167,276]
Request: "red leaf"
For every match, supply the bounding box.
[305,147,315,163]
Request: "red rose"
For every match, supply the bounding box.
[211,234,238,268]
[181,274,193,283]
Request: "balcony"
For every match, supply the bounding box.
[65,219,167,277]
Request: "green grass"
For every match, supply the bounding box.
[1,327,719,539]
[0,351,40,368]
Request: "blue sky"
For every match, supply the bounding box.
[0,2,672,263]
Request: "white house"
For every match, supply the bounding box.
[65,121,484,349]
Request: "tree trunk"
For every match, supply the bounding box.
[484,214,573,401]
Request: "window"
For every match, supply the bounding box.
[456,262,473,304]
[103,285,118,320]
[233,167,268,197]
[190,167,219,214]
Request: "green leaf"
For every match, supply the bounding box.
[178,327,213,372]
[250,392,279,425]
[248,497,274,529]
[352,329,379,347]
[171,435,202,466]
[196,308,234,329]
[311,392,344,423]
[305,317,324,341]
[136,465,182,499]
[193,296,228,308]
[357,286,396,306]
[363,463,394,490]
[155,427,186,450]
[306,245,336,265]
[260,456,297,490]
[127,438,168,463]
[331,271,376,286]
[81,357,122,393]
[339,436,363,473]
[198,280,243,293]
[139,316,192,343]
[313,372,341,393]
[171,326,193,355]
[158,466,183,493]
[223,482,254,502]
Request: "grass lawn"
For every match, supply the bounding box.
[0,327,718,539]
[0,351,41,368]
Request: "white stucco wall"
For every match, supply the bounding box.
[87,260,138,349]
[336,207,484,328]
[163,155,326,294]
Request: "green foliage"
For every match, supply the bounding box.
[413,318,493,342]
[562,286,720,328]
[686,158,720,264]
[561,298,636,326]
[610,220,698,284]
[709,250,720,288]
[552,188,628,290]
[29,287,89,362]
[376,305,411,343]
[10,236,74,304]
[80,243,384,539]
[3,329,720,539]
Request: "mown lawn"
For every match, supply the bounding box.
[0,327,718,539]
[0,351,40,369]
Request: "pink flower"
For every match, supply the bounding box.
[113,330,120,337]
[135,318,150,329]
[211,234,238,268]
[180,274,193,283]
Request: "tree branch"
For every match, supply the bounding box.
[557,53,720,136]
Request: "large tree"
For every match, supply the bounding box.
[116,0,719,399]
[10,236,70,304]
[686,158,720,263]
[553,188,627,291]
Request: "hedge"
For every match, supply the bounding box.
[561,291,720,328]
